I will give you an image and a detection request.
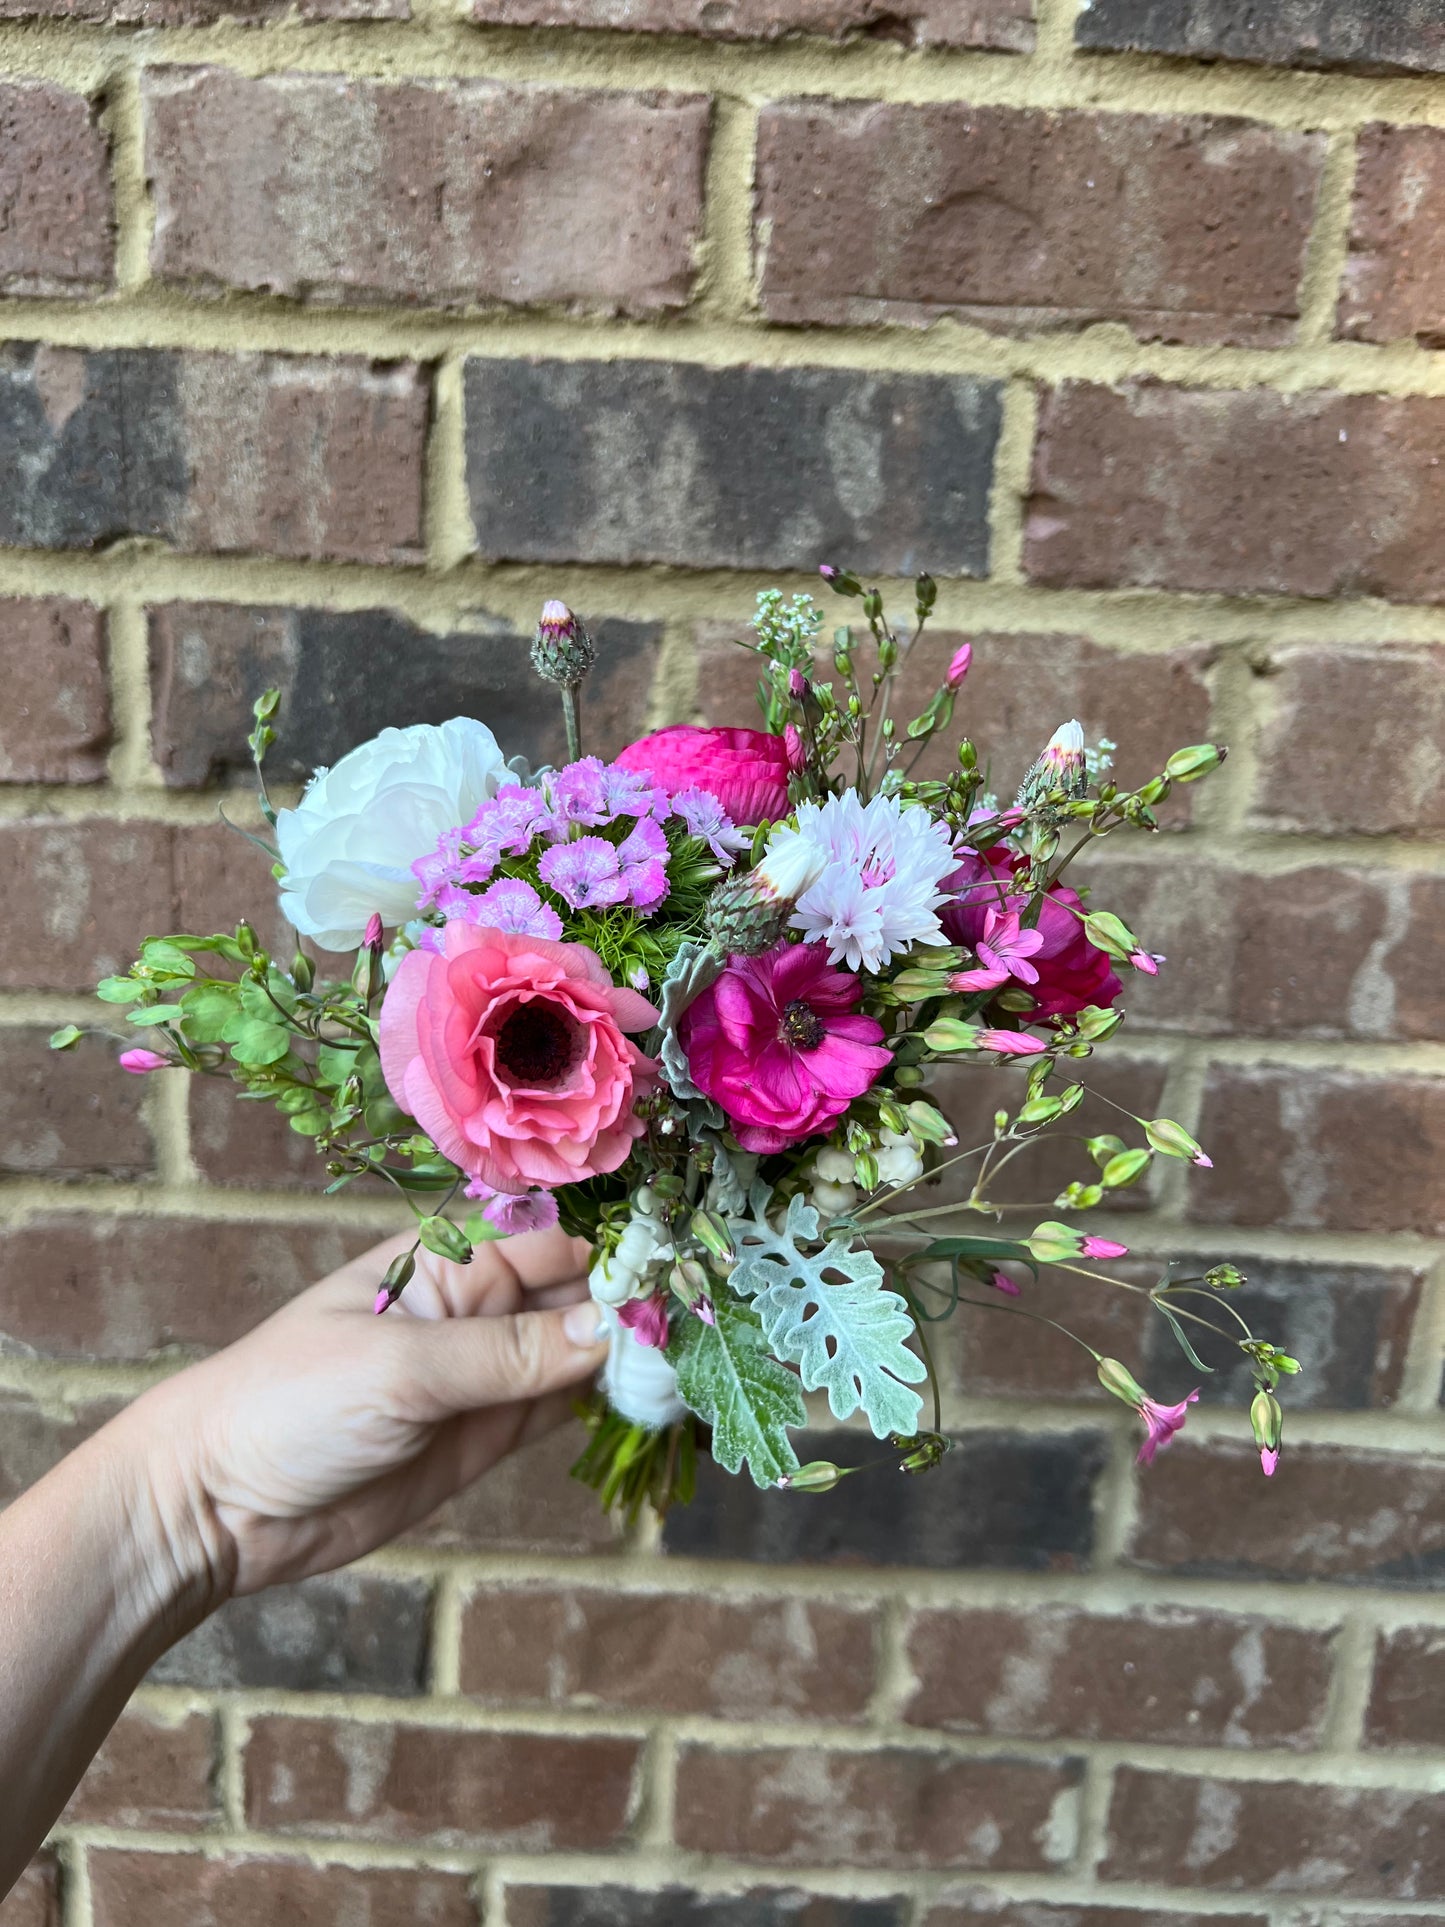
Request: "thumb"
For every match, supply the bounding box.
[403,1300,607,1419]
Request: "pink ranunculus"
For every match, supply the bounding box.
[379,923,659,1194]
[679,941,893,1154]
[614,726,793,825]
[940,849,1122,1019]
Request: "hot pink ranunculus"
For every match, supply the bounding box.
[679,941,893,1154]
[379,923,659,1194]
[614,726,794,825]
[940,849,1122,1019]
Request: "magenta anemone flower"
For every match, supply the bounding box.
[679,941,893,1154]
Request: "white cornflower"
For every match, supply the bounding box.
[781,792,956,974]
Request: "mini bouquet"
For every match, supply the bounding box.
[61,572,1297,1517]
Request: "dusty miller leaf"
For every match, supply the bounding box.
[729,1184,925,1438]
[671,1293,804,1489]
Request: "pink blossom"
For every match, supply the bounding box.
[1129,949,1162,976]
[379,923,658,1193]
[614,726,793,825]
[363,912,384,949]
[464,1177,561,1235]
[618,1293,670,1349]
[1260,1446,1280,1477]
[989,1271,1021,1297]
[942,849,1122,1019]
[118,1047,169,1075]
[951,907,1044,992]
[1135,1389,1199,1466]
[975,1028,1049,1056]
[946,642,972,689]
[1081,1235,1129,1259]
[679,941,893,1154]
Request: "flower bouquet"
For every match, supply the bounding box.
[60,572,1296,1517]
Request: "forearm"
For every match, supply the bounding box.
[0,1403,224,1890]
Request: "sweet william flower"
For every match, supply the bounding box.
[379,923,658,1193]
[941,849,1121,1019]
[278,717,506,950]
[614,726,794,825]
[618,1293,670,1349]
[464,1177,561,1235]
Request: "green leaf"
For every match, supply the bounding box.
[912,1235,1038,1274]
[126,1005,188,1027]
[180,981,240,1044]
[318,1041,362,1087]
[96,976,144,1004]
[1151,1297,1215,1376]
[671,1294,804,1489]
[224,1014,292,1066]
[48,1025,84,1051]
[729,1185,926,1438]
[140,939,198,978]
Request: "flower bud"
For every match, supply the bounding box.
[1164,742,1228,783]
[1071,1006,1125,1041]
[1205,1263,1247,1290]
[853,1149,881,1191]
[819,564,862,597]
[531,600,596,687]
[945,642,972,689]
[1143,1117,1212,1167]
[418,1215,473,1265]
[915,572,937,615]
[1025,1221,1081,1264]
[1250,1389,1283,1477]
[1087,1133,1128,1168]
[292,950,315,992]
[1097,1356,1149,1407]
[1017,719,1087,810]
[904,1101,954,1145]
[1081,911,1139,962]
[689,1208,735,1265]
[118,1046,170,1075]
[923,1019,981,1054]
[373,1247,416,1315]
[778,1459,845,1492]
[814,1144,855,1184]
[1102,1148,1152,1189]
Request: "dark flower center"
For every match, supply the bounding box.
[495,1003,578,1086]
[780,998,827,1052]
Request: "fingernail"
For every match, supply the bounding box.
[565,1301,608,1348]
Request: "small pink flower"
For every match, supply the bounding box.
[363,912,384,950]
[1081,1235,1129,1259]
[975,1029,1049,1056]
[1135,1389,1199,1466]
[464,1177,561,1235]
[618,1293,670,1349]
[1129,949,1162,976]
[946,642,972,689]
[119,1047,169,1075]
[1260,1446,1280,1477]
[951,908,1044,992]
[788,667,808,698]
[989,1271,1021,1297]
[694,1294,716,1325]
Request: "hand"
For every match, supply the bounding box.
[119,1227,607,1599]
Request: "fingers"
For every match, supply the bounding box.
[401,1300,607,1420]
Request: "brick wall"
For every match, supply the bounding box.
[0,0,1442,1920]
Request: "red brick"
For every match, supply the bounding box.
[89,1853,478,1927]
[1339,124,1445,345]
[0,1028,152,1178]
[189,1077,321,1190]
[1101,1765,1445,1897]
[1247,643,1445,837]
[0,1214,377,1357]
[758,103,1321,347]
[244,1716,641,1847]
[1096,858,1445,1043]
[471,0,1031,46]
[506,1892,910,1927]
[0,598,110,782]
[675,1743,1083,1870]
[0,1390,120,1506]
[1188,1063,1445,1237]
[0,344,427,565]
[1025,382,1445,604]
[460,1584,878,1720]
[1074,0,1445,75]
[0,819,176,991]
[937,1260,1156,1408]
[1127,1438,1445,1588]
[171,818,309,961]
[1364,1625,1445,1749]
[0,1859,60,1927]
[64,1708,218,1829]
[404,1422,624,1555]
[903,1605,1333,1748]
[0,84,112,296]
[146,71,707,316]
[0,0,402,17]
[927,1899,1268,1927]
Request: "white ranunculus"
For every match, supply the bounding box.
[276,717,507,951]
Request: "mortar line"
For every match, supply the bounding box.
[424,349,476,575]
[1296,127,1360,346]
[57,1835,91,1927]
[103,49,151,295]
[430,1567,466,1697]
[216,1700,248,1831]
[1318,1613,1377,1754]
[1396,1254,1445,1414]
[632,1724,678,1852]
[984,377,1037,586]
[103,595,157,789]
[696,91,759,325]
[1072,1754,1116,1884]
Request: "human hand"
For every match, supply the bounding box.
[118,1227,607,1600]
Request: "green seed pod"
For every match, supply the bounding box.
[1102,1148,1152,1189]
[1164,742,1228,782]
[778,1460,845,1493]
[418,1216,473,1265]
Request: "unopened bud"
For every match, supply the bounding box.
[904,1101,954,1145]
[853,1150,880,1192]
[876,1095,909,1136]
[1250,1389,1283,1477]
[235,920,257,959]
[292,950,315,992]
[418,1216,473,1265]
[1097,1356,1148,1407]
[1025,1220,1082,1265]
[778,1459,845,1493]
[1102,1148,1152,1189]
[1205,1263,1247,1290]
[945,641,972,689]
[915,571,937,615]
[1071,1005,1125,1041]
[374,1247,416,1315]
[1164,742,1227,783]
[689,1209,734,1265]
[923,1019,981,1054]
[1144,1117,1212,1168]
[819,564,862,597]
[1081,911,1140,962]
[1087,1134,1129,1169]
[1017,719,1087,810]
[531,599,596,687]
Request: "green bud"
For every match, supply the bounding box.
[381,1248,416,1296]
[1205,1263,1247,1290]
[1164,742,1227,783]
[1082,911,1139,962]
[956,738,977,773]
[1072,1005,1125,1041]
[1144,1117,1210,1166]
[853,1150,880,1191]
[1019,1093,1064,1125]
[904,1101,954,1145]
[822,567,863,598]
[993,1109,1009,1134]
[895,1064,925,1087]
[418,1216,473,1265]
[689,1208,735,1264]
[1250,1389,1283,1473]
[1137,775,1171,807]
[923,1019,980,1054]
[291,951,315,992]
[995,988,1037,1012]
[862,588,884,621]
[1102,1148,1152,1189]
[915,571,937,615]
[1057,1182,1103,1209]
[651,1172,686,1199]
[48,1024,84,1051]
[1097,1355,1147,1407]
[876,1095,909,1136]
[235,921,257,959]
[1055,1082,1085,1117]
[778,1460,845,1492]
[1025,1221,1081,1265]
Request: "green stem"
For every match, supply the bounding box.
[561,684,583,763]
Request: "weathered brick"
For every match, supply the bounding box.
[506,1891,909,1927]
[405,1422,624,1555]
[0,1390,120,1506]
[0,1858,60,1927]
[149,602,662,788]
[1025,382,1445,604]
[675,1743,1083,1870]
[152,1571,431,1694]
[0,84,113,297]
[460,1584,877,1720]
[1246,644,1445,837]
[0,1028,152,1178]
[146,71,707,316]
[1339,124,1445,346]
[65,1708,219,1829]
[171,818,307,960]
[903,1605,1334,1748]
[0,819,176,991]
[465,359,1002,576]
[1127,1438,1445,1588]
[471,0,1031,46]
[663,1428,1108,1570]
[758,103,1321,346]
[0,597,110,782]
[0,1214,376,1357]
[1075,0,1445,75]
[1363,1626,1445,1748]
[89,1854,478,1927]
[938,1260,1156,1409]
[1188,1063,1445,1237]
[0,0,403,19]
[1096,859,1445,1043]
[927,1899,1269,1927]
[1101,1765,1445,1897]
[244,1716,641,1846]
[0,343,426,564]
[189,1076,322,1191]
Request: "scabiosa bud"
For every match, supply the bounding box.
[1017,719,1088,810]
[946,642,972,689]
[531,599,596,687]
[704,830,828,954]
